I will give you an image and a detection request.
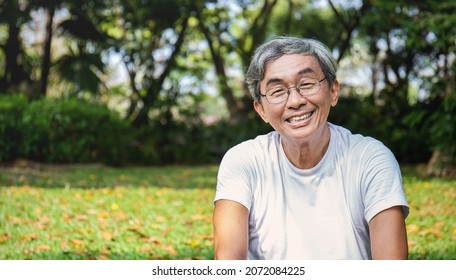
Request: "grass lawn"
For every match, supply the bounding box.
[0,163,454,260]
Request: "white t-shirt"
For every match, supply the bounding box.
[214,123,409,260]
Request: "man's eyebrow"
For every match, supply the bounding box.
[265,78,283,86]
[298,67,317,75]
[265,67,317,86]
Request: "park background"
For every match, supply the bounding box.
[0,0,455,259]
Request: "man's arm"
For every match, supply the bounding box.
[213,199,249,260]
[369,206,408,259]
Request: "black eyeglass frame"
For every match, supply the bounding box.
[259,77,327,104]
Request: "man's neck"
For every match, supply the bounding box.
[281,124,331,169]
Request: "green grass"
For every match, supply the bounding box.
[0,164,454,259]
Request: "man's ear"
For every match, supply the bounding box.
[253,100,269,123]
[330,79,340,107]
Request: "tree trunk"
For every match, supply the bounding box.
[0,22,28,92]
[39,6,55,98]
[426,149,456,178]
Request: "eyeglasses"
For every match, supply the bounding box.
[259,77,326,104]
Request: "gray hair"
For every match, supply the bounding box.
[245,36,338,103]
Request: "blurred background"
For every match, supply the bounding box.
[0,0,455,176]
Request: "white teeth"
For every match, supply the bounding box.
[288,112,312,123]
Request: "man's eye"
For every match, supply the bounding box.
[269,88,286,96]
[299,82,315,89]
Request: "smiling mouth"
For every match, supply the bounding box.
[286,112,313,123]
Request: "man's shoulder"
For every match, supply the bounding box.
[329,123,384,148]
[329,123,394,162]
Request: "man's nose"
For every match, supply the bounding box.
[286,87,307,108]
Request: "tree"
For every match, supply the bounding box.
[96,0,206,127]
[0,0,32,94]
[193,0,280,122]
[52,1,113,97]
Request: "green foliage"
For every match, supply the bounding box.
[20,98,132,165]
[0,165,454,260]
[131,121,212,165]
[0,94,28,162]
[329,95,432,163]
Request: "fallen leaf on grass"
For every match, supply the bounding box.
[163,245,178,256]
[36,244,51,251]
[407,224,420,233]
[98,254,110,260]
[194,234,213,241]
[75,213,89,221]
[140,237,162,245]
[70,239,84,249]
[99,249,111,255]
[155,215,166,222]
[185,240,200,247]
[0,233,11,243]
[20,233,38,242]
[151,224,162,230]
[191,214,208,221]
[140,244,153,253]
[37,215,51,230]
[76,228,88,235]
[101,231,113,241]
[420,228,441,238]
[434,221,445,229]
[8,216,25,225]
[98,211,109,219]
[60,241,69,250]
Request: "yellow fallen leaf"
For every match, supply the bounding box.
[60,241,69,250]
[101,231,113,240]
[191,214,206,221]
[155,216,166,222]
[98,211,109,219]
[99,249,111,255]
[99,254,110,260]
[185,240,200,247]
[20,233,38,242]
[36,244,51,251]
[434,221,445,229]
[111,203,119,210]
[163,245,177,256]
[76,228,87,235]
[75,213,89,221]
[0,233,11,243]
[407,224,420,233]
[423,228,441,238]
[140,237,162,244]
[70,239,84,249]
[140,244,151,253]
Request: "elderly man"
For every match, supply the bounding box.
[213,36,409,260]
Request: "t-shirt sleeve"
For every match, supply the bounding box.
[360,140,410,223]
[214,143,254,211]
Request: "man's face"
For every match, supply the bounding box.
[254,54,339,143]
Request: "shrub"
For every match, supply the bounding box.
[20,98,132,165]
[329,95,432,163]
[0,94,28,162]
